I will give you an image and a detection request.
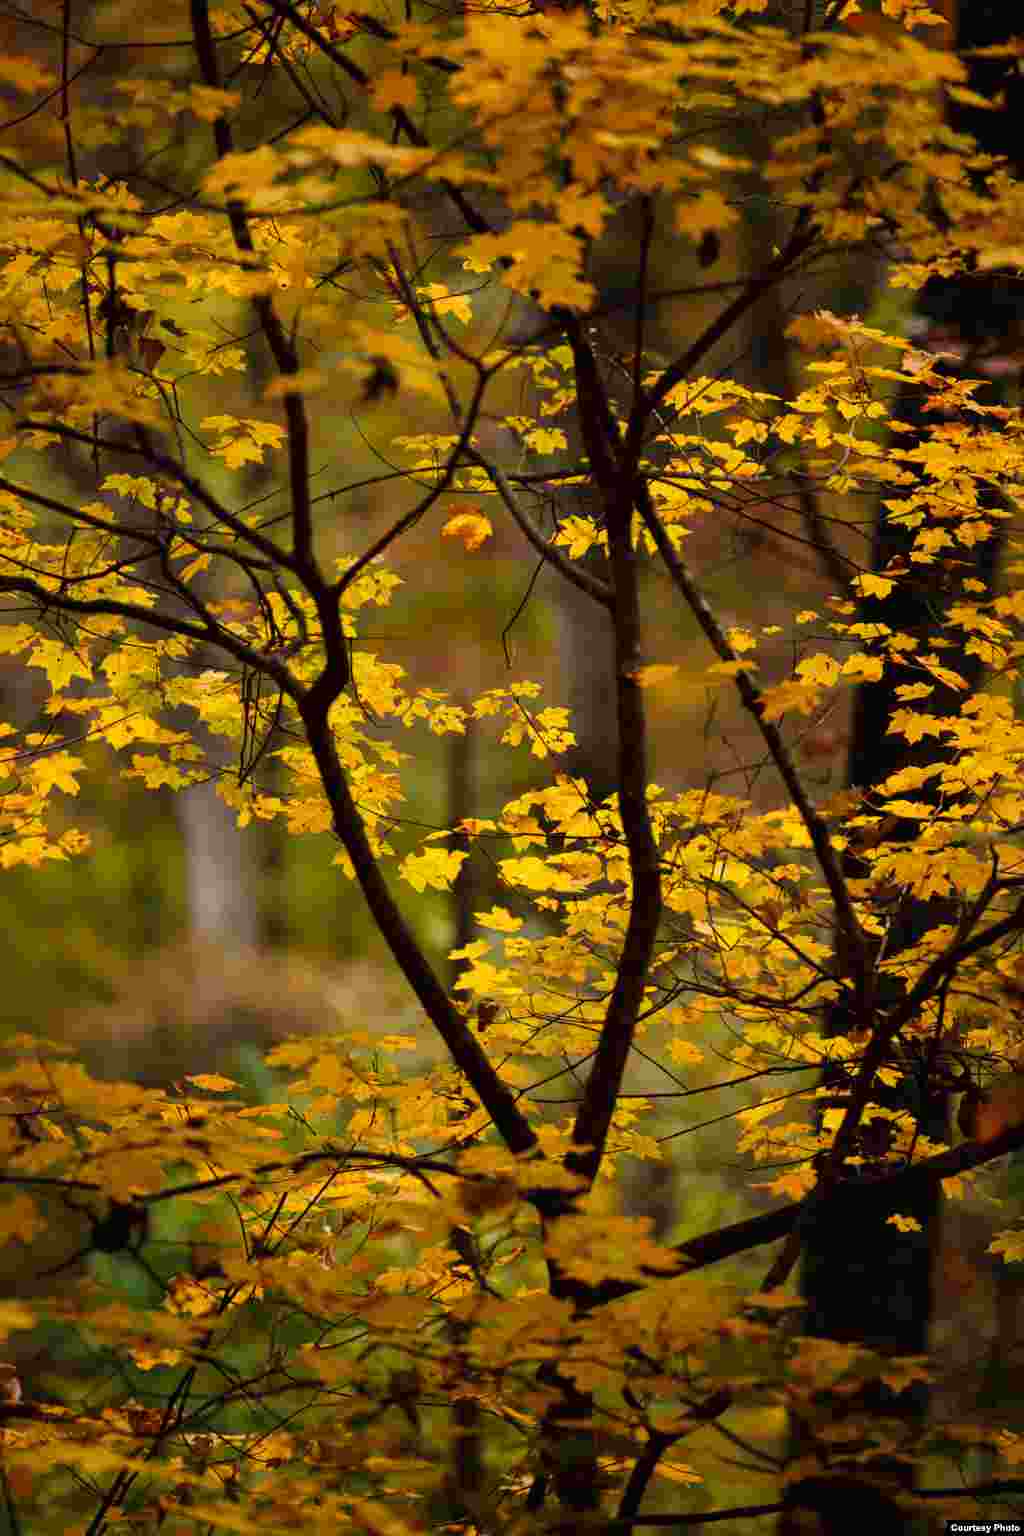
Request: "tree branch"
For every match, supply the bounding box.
[567,462,661,1185]
[0,572,301,695]
[633,219,821,433]
[633,482,868,1009]
[466,448,613,609]
[10,421,296,572]
[190,0,317,576]
[298,696,537,1158]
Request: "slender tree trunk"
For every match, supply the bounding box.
[176,770,260,950]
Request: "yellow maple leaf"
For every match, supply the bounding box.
[919,654,968,691]
[725,626,758,655]
[990,1230,1024,1265]
[676,188,739,241]
[165,1273,219,1319]
[842,653,885,682]
[129,1343,183,1371]
[417,282,472,326]
[183,1073,238,1092]
[888,708,945,744]
[552,515,606,559]
[359,1294,434,1329]
[28,639,92,691]
[796,653,840,687]
[0,1192,45,1246]
[878,1357,932,1398]
[523,427,568,454]
[630,664,680,689]
[474,906,524,932]
[201,415,286,470]
[751,1166,817,1201]
[442,509,493,551]
[996,1430,1024,1466]
[881,0,947,26]
[759,680,823,722]
[400,846,467,892]
[853,572,896,600]
[29,750,84,798]
[499,855,561,891]
[667,1037,704,1066]
[887,1213,923,1232]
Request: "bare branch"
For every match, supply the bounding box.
[190,0,317,576]
[634,482,868,1007]
[467,448,613,609]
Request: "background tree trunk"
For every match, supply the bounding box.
[783,5,1023,1526]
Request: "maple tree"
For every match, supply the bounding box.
[1,0,1024,1532]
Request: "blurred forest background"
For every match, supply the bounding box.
[1,0,1023,1516]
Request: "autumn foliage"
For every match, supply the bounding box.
[0,0,1024,1531]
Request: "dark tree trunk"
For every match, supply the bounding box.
[784,4,1023,1527]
